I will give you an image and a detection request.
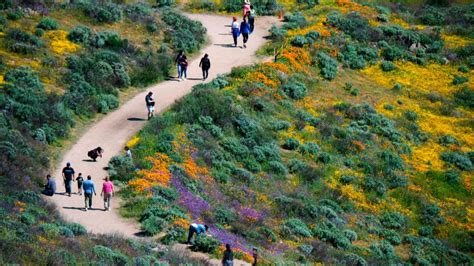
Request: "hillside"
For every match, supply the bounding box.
[0,1,208,264]
[114,0,474,264]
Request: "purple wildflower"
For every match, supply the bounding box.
[171,177,210,219]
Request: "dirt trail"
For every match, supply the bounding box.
[50,13,277,250]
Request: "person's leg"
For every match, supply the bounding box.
[108,193,112,210]
[233,34,237,47]
[183,68,187,79]
[187,226,195,244]
[177,64,182,79]
[205,69,209,79]
[202,68,205,80]
[89,194,93,208]
[84,193,89,209]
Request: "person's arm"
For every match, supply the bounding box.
[199,59,202,67]
[93,184,96,195]
[112,183,115,195]
[101,184,104,196]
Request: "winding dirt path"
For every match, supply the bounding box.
[50,13,278,246]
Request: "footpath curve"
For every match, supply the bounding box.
[51,14,278,239]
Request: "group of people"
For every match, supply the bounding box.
[232,0,256,48]
[42,152,125,212]
[174,51,212,82]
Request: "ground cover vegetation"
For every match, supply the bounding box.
[117,0,473,264]
[0,0,206,264]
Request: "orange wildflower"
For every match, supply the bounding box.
[129,154,171,192]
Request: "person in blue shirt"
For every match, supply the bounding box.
[186,223,209,244]
[42,174,56,196]
[82,175,96,211]
[240,17,251,48]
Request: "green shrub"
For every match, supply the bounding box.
[108,155,135,181]
[314,228,351,249]
[97,94,119,113]
[453,87,474,109]
[440,151,473,171]
[380,229,401,245]
[340,175,355,184]
[317,52,338,80]
[421,204,445,225]
[381,46,404,61]
[34,28,44,37]
[381,61,396,71]
[40,223,61,238]
[20,212,36,225]
[92,245,129,265]
[90,31,124,48]
[453,76,469,85]
[370,240,397,260]
[190,235,220,253]
[305,30,320,41]
[64,222,87,236]
[83,3,123,23]
[68,25,92,44]
[343,230,357,242]
[282,80,307,100]
[5,29,43,54]
[283,12,308,30]
[287,159,307,173]
[281,218,312,238]
[380,212,406,229]
[299,142,320,155]
[214,207,237,225]
[377,13,389,22]
[344,253,368,266]
[458,65,469,73]
[318,152,331,164]
[161,225,186,245]
[47,249,77,266]
[124,3,152,21]
[269,25,287,42]
[162,9,206,53]
[6,9,23,20]
[141,216,167,235]
[439,135,459,146]
[282,138,300,150]
[37,17,59,31]
[419,6,446,25]
[269,161,288,175]
[291,35,307,47]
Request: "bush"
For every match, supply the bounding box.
[156,0,175,7]
[36,17,59,31]
[162,9,206,53]
[291,35,307,47]
[453,76,469,85]
[454,87,474,109]
[90,31,124,49]
[34,28,44,37]
[6,9,23,20]
[318,152,331,164]
[282,138,300,150]
[124,3,152,21]
[317,52,338,80]
[5,29,43,54]
[269,25,287,42]
[299,142,320,155]
[343,230,357,242]
[40,223,61,238]
[314,228,351,249]
[283,12,307,30]
[340,175,355,184]
[370,240,397,260]
[282,80,307,100]
[108,155,134,181]
[47,250,77,266]
[190,235,220,253]
[440,151,473,171]
[92,245,129,265]
[161,225,186,245]
[421,204,445,225]
[214,207,237,225]
[344,253,368,266]
[141,216,167,235]
[281,218,312,238]
[68,25,92,44]
[458,65,469,73]
[269,161,288,175]
[381,61,396,71]
[64,223,87,236]
[83,3,123,23]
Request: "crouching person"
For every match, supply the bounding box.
[186,223,209,244]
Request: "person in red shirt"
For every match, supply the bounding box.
[101,176,114,211]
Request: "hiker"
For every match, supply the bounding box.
[87,147,104,162]
[252,248,258,266]
[42,174,56,196]
[199,54,211,80]
[243,0,251,17]
[240,17,251,48]
[178,55,188,81]
[76,173,84,196]
[101,176,114,211]
[145,91,155,120]
[83,175,96,211]
[186,223,209,244]
[222,244,234,266]
[175,50,184,79]
[125,146,132,159]
[231,17,240,47]
[247,6,256,33]
[62,162,75,197]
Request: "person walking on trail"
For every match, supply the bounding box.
[125,146,132,159]
[175,50,184,80]
[243,0,251,17]
[87,147,104,162]
[76,173,84,196]
[247,6,256,33]
[42,174,56,196]
[145,92,155,120]
[199,54,211,80]
[222,244,234,266]
[178,55,188,81]
[83,175,96,211]
[62,162,75,197]
[240,17,251,48]
[231,17,240,47]
[101,176,114,211]
[186,223,209,244]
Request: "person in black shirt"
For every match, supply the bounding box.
[62,162,75,197]
[175,50,184,80]
[222,244,234,266]
[145,91,155,120]
[199,54,211,80]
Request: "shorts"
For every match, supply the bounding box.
[147,105,154,113]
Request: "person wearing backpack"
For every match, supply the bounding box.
[199,54,211,80]
[240,17,251,48]
[231,17,240,47]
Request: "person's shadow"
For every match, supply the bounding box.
[63,206,103,211]
[127,117,146,121]
[82,159,96,162]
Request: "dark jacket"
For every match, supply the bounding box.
[200,57,211,69]
[222,250,233,263]
[240,21,250,34]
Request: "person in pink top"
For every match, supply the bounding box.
[243,0,251,17]
[100,176,114,211]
